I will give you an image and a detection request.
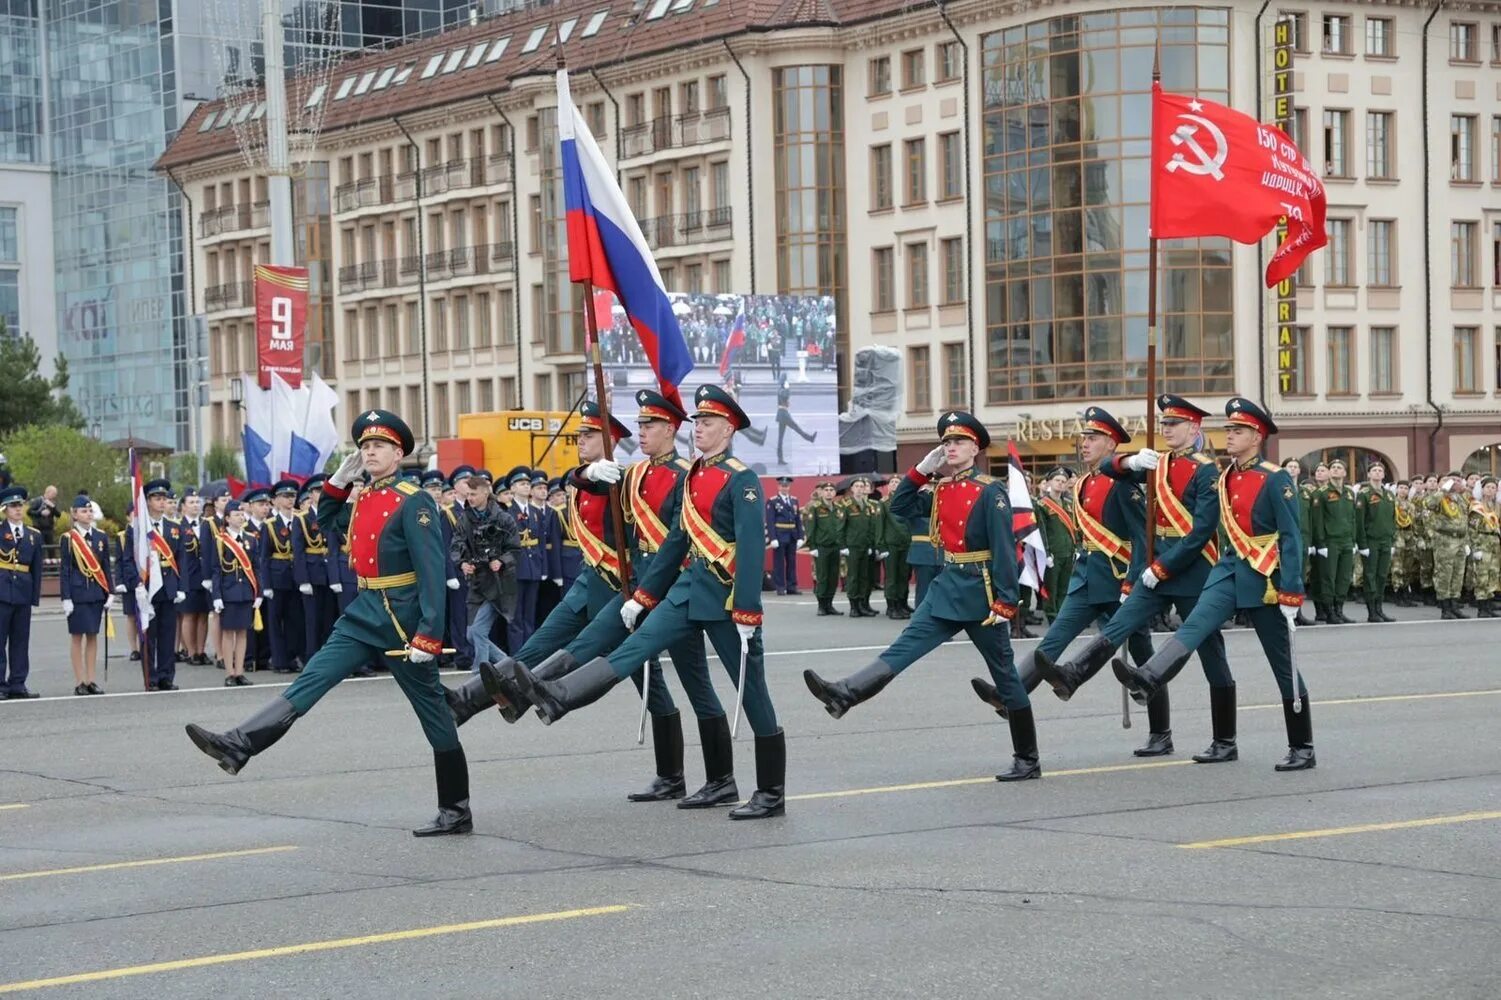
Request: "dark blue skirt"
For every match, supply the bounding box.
[181,588,211,614]
[67,601,105,636]
[219,601,256,631]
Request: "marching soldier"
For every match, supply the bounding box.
[121,480,188,691]
[0,486,44,698]
[1428,473,1471,619]
[507,384,786,820]
[264,479,306,673]
[1035,466,1078,623]
[804,411,1040,781]
[840,475,881,617]
[972,407,1153,721]
[60,494,115,695]
[1310,459,1357,624]
[187,409,474,836]
[766,475,803,595]
[1036,395,1230,759]
[879,474,913,619]
[803,481,845,615]
[1470,476,1501,617]
[1115,398,1313,772]
[294,475,338,653]
[1354,462,1397,622]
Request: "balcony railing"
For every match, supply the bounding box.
[337,245,519,293]
[333,177,394,212]
[204,281,254,311]
[328,158,511,213]
[621,107,732,158]
[198,201,269,238]
[642,208,733,250]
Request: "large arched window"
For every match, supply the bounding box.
[1462,443,1501,477]
[1295,445,1397,483]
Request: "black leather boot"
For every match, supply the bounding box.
[1331,601,1352,624]
[728,729,786,820]
[995,705,1041,781]
[1112,636,1192,706]
[1451,598,1470,619]
[804,660,896,719]
[185,696,299,776]
[1134,687,1173,757]
[628,710,687,802]
[886,603,911,620]
[1192,684,1238,763]
[444,674,494,728]
[413,746,473,836]
[1377,599,1397,623]
[972,652,1041,720]
[1365,599,1380,623]
[1314,602,1330,623]
[1274,697,1316,771]
[1010,617,1035,639]
[679,715,738,809]
[513,655,620,725]
[1480,599,1499,619]
[1036,635,1116,702]
[481,651,577,723]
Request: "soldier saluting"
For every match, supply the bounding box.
[186,409,475,837]
[805,412,1039,780]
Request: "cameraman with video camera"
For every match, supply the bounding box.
[452,468,521,669]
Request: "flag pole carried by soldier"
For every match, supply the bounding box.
[803,411,1041,782]
[1354,461,1397,623]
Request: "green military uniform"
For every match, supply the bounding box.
[1310,481,1356,621]
[803,490,845,614]
[1355,485,1396,621]
[880,492,913,618]
[1035,490,1078,621]
[1298,483,1316,593]
[1427,486,1471,618]
[839,490,882,616]
[1466,494,1500,616]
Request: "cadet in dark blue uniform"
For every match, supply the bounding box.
[293,475,338,655]
[551,477,582,593]
[507,466,543,648]
[766,475,803,594]
[177,488,212,665]
[0,486,44,698]
[509,385,785,820]
[120,479,189,691]
[905,492,939,609]
[210,498,264,686]
[1116,398,1314,771]
[421,469,470,670]
[530,469,564,617]
[1035,395,1232,759]
[242,489,274,671]
[972,407,1154,723]
[60,494,115,695]
[805,412,1040,781]
[264,479,305,672]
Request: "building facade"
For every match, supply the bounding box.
[158,0,1501,477]
[0,0,55,358]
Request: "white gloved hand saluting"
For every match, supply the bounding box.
[1125,448,1160,472]
[621,598,644,631]
[915,446,946,476]
[298,583,313,595]
[1139,567,1160,590]
[329,451,365,489]
[62,599,74,616]
[584,459,624,485]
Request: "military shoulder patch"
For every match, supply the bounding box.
[743,487,758,503]
[973,473,995,485]
[1193,452,1216,465]
[417,509,432,526]
[1283,486,1295,500]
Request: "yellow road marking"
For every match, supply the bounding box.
[0,846,298,883]
[789,759,1191,801]
[0,804,27,812]
[1180,810,1501,850]
[1244,688,1501,711]
[0,904,630,995]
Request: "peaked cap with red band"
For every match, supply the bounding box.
[352,408,415,455]
[1157,393,1210,424]
[1223,396,1278,436]
[578,399,631,442]
[691,383,750,430]
[634,387,688,427]
[937,410,991,449]
[1080,406,1131,444]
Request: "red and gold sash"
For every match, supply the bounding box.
[1072,476,1131,564]
[1217,469,1279,577]
[1154,458,1219,566]
[69,529,109,591]
[1039,496,1077,543]
[218,533,260,594]
[569,494,621,584]
[681,464,737,578]
[149,530,179,574]
[625,462,672,554]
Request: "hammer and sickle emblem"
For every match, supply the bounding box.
[1165,113,1229,181]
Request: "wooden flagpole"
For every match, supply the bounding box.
[1145,46,1162,567]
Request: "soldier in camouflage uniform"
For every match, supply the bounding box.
[1390,480,1417,605]
[1467,476,1500,617]
[1417,475,1439,602]
[1428,473,1472,619]
[803,481,845,616]
[839,476,882,617]
[1354,462,1397,622]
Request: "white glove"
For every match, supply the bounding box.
[1308,546,1316,556]
[551,577,563,588]
[263,589,273,599]
[877,551,889,561]
[1463,545,1471,557]
[202,579,213,591]
[407,646,436,664]
[135,584,149,607]
[1280,603,1299,624]
[840,548,849,556]
[329,451,364,489]
[915,445,946,476]
[1119,592,1129,604]
[298,583,313,595]
[1471,549,1483,561]
[104,595,116,612]
[621,598,644,631]
[1125,448,1160,471]
[736,622,757,644]
[62,599,74,615]
[1390,546,1396,555]
[174,591,186,604]
[1316,548,1328,558]
[1140,567,1160,590]
[113,583,126,594]
[253,597,262,610]
[1046,555,1055,567]
[1358,548,1370,557]
[769,539,780,549]
[213,599,224,614]
[584,459,624,484]
[330,583,343,594]
[445,577,459,591]
[1440,477,1456,492]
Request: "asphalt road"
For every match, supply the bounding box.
[2,597,1499,998]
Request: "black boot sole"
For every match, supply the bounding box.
[478,662,527,723]
[803,670,852,719]
[185,724,247,776]
[969,677,1009,717]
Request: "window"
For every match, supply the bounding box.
[1365,17,1393,56]
[708,74,728,110]
[1455,327,1480,392]
[385,304,399,356]
[904,137,927,204]
[1366,111,1394,178]
[1494,24,1501,63]
[873,247,894,311]
[454,294,470,350]
[1323,109,1350,176]
[586,102,606,136]
[1281,11,1308,52]
[1493,116,1501,182]
[1368,220,1395,286]
[434,383,450,437]
[871,145,893,210]
[476,292,492,347]
[404,301,419,354]
[869,56,891,96]
[942,237,965,304]
[1453,221,1479,287]
[1451,22,1477,62]
[901,49,925,89]
[363,305,378,359]
[344,309,360,362]
[478,379,494,412]
[936,41,962,82]
[1370,326,1397,393]
[533,374,552,411]
[710,161,730,212]
[1325,218,1352,285]
[941,342,967,407]
[685,263,703,294]
[498,289,515,346]
[713,259,731,292]
[1285,326,1312,394]
[1327,326,1354,394]
[907,242,929,308]
[681,81,700,115]
[625,93,644,127]
[1451,115,1477,180]
[431,297,448,352]
[1291,107,1309,153]
[1322,15,1350,54]
[939,131,963,200]
[908,345,931,411]
[0,208,16,261]
[529,195,543,252]
[499,376,516,409]
[1494,222,1501,286]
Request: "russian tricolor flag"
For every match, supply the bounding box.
[558,69,693,409]
[718,306,746,377]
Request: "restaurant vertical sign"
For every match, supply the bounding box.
[1270,16,1298,394]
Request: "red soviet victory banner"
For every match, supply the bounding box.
[1149,83,1326,287]
[253,264,308,389]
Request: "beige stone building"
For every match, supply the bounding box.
[158,0,1501,478]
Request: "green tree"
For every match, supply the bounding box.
[0,322,87,436]
[0,425,130,520]
[205,442,241,481]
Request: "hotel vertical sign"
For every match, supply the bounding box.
[1271,17,1297,394]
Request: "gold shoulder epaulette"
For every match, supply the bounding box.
[1259,461,1279,473]
[394,480,420,495]
[1193,452,1215,465]
[725,458,748,472]
[972,473,996,485]
[674,457,691,471]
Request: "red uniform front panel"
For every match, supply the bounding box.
[1156,455,1200,529]
[1225,467,1268,536]
[348,485,405,576]
[935,478,984,553]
